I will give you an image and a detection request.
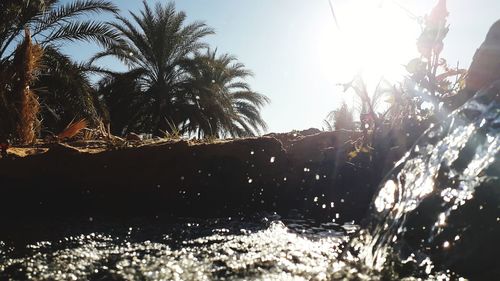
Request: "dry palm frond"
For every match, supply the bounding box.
[58,119,88,139]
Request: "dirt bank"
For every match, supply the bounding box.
[0,130,393,223]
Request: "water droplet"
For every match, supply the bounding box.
[313,197,318,202]
[250,150,254,155]
[437,212,446,226]
[454,235,460,241]
[480,118,486,127]
[315,174,320,180]
[248,178,253,184]
[443,241,450,248]
[270,156,275,163]
[321,204,326,209]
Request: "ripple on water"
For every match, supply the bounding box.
[1,219,374,281]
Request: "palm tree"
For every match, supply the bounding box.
[179,49,269,138]
[0,0,120,140]
[34,47,104,134]
[92,1,214,135]
[96,69,151,135]
[0,0,119,62]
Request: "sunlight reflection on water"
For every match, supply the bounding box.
[1,219,362,281]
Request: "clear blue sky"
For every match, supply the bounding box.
[61,0,499,133]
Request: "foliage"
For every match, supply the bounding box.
[324,102,354,131]
[179,49,269,138]
[35,46,102,134]
[332,0,470,134]
[328,0,473,177]
[0,0,119,61]
[92,0,215,135]
[405,0,467,110]
[0,0,119,143]
[95,1,269,138]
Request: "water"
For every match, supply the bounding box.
[357,81,500,279]
[0,84,498,280]
[0,216,360,281]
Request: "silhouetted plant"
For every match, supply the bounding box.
[405,0,467,112]
[327,0,470,178]
[94,1,269,138]
[179,49,269,138]
[92,1,215,136]
[0,0,119,142]
[324,102,354,131]
[96,69,148,135]
[0,0,119,61]
[35,46,103,134]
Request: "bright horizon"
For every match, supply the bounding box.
[62,0,500,133]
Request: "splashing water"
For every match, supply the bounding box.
[357,82,500,279]
[0,217,371,281]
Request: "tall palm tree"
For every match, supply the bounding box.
[92,1,214,135]
[179,49,269,138]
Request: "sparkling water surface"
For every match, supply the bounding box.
[0,216,367,281]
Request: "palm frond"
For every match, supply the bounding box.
[32,0,119,38]
[57,118,87,139]
[43,21,121,47]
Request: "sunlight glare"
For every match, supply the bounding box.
[323,0,420,87]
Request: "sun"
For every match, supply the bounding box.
[318,0,421,89]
